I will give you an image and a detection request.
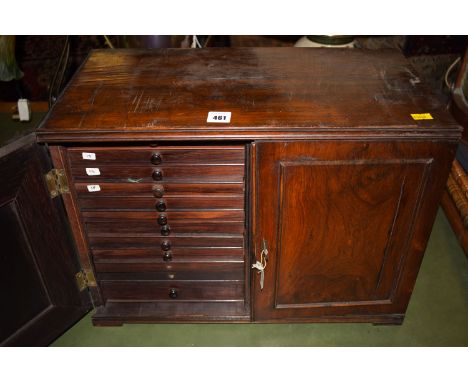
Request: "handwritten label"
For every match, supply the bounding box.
[82,152,96,160]
[87,185,101,192]
[411,113,433,120]
[86,168,100,176]
[207,111,231,123]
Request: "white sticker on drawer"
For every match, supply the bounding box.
[207,111,231,123]
[82,152,96,160]
[86,168,100,176]
[87,185,101,192]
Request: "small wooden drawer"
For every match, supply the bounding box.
[74,182,244,196]
[94,261,244,280]
[91,247,244,261]
[88,234,245,249]
[68,146,245,166]
[82,210,245,221]
[100,280,244,302]
[70,165,244,182]
[86,220,245,235]
[78,195,244,211]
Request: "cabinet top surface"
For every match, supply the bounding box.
[38,48,460,142]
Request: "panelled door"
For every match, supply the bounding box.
[252,140,453,322]
[0,136,92,346]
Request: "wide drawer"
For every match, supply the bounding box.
[75,182,244,196]
[82,210,245,221]
[95,261,244,280]
[78,195,244,210]
[91,247,244,261]
[100,280,244,302]
[68,146,245,166]
[88,234,245,249]
[86,220,244,234]
[70,164,244,182]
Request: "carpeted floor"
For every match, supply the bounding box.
[51,210,468,346]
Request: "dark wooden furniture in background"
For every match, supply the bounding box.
[0,133,92,346]
[442,48,468,257]
[32,48,461,326]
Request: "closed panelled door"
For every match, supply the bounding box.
[252,140,455,322]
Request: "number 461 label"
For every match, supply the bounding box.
[207,111,231,123]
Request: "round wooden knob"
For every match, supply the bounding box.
[163,251,172,262]
[152,186,164,198]
[169,288,178,299]
[152,169,163,181]
[157,214,168,225]
[156,200,167,212]
[161,240,171,251]
[151,153,162,165]
[161,225,171,236]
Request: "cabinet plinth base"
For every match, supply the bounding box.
[91,301,251,326]
[253,315,405,325]
[91,302,404,326]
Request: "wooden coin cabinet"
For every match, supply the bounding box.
[33,48,461,327]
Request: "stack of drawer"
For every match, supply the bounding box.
[66,145,246,309]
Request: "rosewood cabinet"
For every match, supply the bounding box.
[29,47,460,327]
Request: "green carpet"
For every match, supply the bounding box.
[51,209,468,346]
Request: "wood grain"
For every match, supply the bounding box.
[95,261,244,280]
[252,140,456,321]
[88,234,244,249]
[74,182,244,196]
[82,210,245,221]
[35,48,460,325]
[68,146,245,165]
[86,220,244,234]
[0,138,91,345]
[70,164,245,182]
[49,146,102,304]
[92,301,250,324]
[60,142,247,318]
[447,173,468,227]
[37,48,460,143]
[78,195,244,210]
[91,247,244,260]
[100,280,244,302]
[451,160,468,200]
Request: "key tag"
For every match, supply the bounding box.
[252,239,269,290]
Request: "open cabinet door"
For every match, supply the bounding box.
[0,134,92,346]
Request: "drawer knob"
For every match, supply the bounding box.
[156,200,167,212]
[157,214,168,225]
[161,240,171,251]
[151,153,162,165]
[169,288,178,299]
[163,251,173,262]
[152,169,163,181]
[161,225,171,236]
[152,186,164,198]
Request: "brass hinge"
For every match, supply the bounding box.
[75,269,97,292]
[45,169,69,198]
